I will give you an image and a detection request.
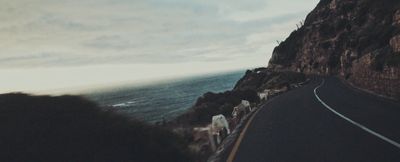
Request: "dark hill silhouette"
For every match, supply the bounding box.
[0,93,192,162]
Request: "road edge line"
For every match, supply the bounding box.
[226,106,262,162]
[314,79,400,149]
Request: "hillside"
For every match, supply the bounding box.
[0,93,192,162]
[269,0,400,98]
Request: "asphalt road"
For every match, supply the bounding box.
[230,77,400,162]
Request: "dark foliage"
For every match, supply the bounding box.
[234,70,306,91]
[172,71,259,126]
[174,70,306,126]
[269,0,400,74]
[316,0,333,8]
[176,90,259,126]
[269,29,304,65]
[387,53,400,67]
[328,53,341,68]
[0,93,192,162]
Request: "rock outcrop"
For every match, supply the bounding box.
[269,0,400,99]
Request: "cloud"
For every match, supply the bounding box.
[0,0,323,93]
[0,0,319,68]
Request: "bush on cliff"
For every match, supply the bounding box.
[0,93,192,162]
[234,70,306,91]
[175,90,259,126]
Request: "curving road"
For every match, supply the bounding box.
[229,77,400,162]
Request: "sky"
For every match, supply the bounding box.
[0,0,319,94]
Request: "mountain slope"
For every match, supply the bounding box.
[268,0,400,99]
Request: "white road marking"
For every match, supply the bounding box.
[314,79,400,149]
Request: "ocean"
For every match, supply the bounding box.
[85,70,245,123]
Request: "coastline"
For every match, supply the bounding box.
[85,70,246,123]
[166,68,308,162]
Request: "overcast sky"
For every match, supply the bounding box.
[0,0,319,94]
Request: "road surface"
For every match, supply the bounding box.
[229,77,400,162]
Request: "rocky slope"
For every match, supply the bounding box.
[269,0,400,99]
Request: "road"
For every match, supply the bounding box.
[229,77,400,162]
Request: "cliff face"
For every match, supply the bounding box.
[269,0,400,98]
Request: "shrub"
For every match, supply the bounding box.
[0,93,192,162]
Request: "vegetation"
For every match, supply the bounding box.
[174,70,306,127]
[387,53,400,67]
[234,70,306,91]
[269,29,303,65]
[0,93,192,162]
[175,90,259,126]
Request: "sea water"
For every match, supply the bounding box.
[85,70,245,123]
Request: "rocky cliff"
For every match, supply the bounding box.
[269,0,400,99]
